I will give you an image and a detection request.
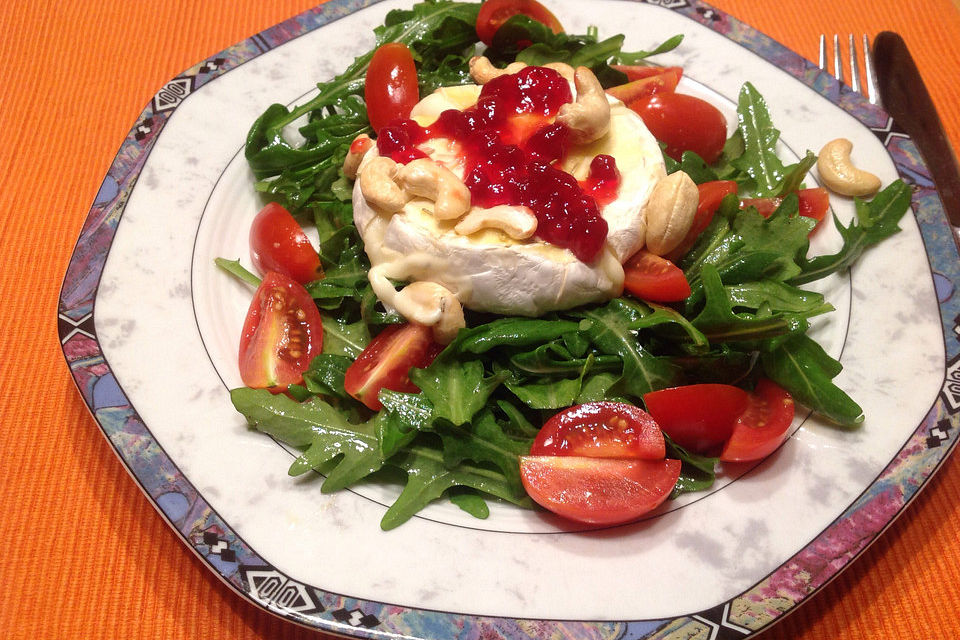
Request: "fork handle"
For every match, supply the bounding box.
[874,31,960,227]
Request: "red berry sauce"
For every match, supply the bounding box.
[375,66,620,263]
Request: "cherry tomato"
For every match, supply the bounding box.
[720,379,795,462]
[611,64,684,83]
[344,323,443,411]
[643,384,749,454]
[519,456,681,525]
[667,180,739,261]
[475,0,564,46]
[239,271,324,393]
[622,249,691,302]
[606,67,681,105]
[629,92,727,164]
[531,402,665,459]
[364,43,419,133]
[740,187,830,230]
[249,202,323,284]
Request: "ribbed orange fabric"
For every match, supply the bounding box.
[2,0,958,638]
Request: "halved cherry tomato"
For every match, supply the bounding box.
[531,402,665,459]
[740,187,830,230]
[720,379,795,462]
[667,180,739,261]
[643,384,749,454]
[519,456,681,525]
[611,64,683,83]
[249,202,323,284]
[344,323,443,411]
[239,271,324,393]
[623,249,691,302]
[605,67,681,105]
[629,92,727,164]
[475,0,564,46]
[364,43,419,133]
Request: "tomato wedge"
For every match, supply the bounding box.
[249,202,323,284]
[531,402,665,459]
[611,64,683,83]
[519,456,681,525]
[667,180,739,261]
[622,249,691,302]
[720,379,795,462]
[364,43,419,133]
[344,323,443,411]
[740,187,831,230]
[643,384,749,454]
[475,0,564,46]
[628,92,727,164]
[605,67,681,105]
[239,271,324,393]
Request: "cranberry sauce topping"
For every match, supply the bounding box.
[375,65,620,263]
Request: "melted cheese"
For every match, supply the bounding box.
[352,80,665,317]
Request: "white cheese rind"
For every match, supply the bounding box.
[353,81,664,317]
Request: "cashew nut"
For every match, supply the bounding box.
[543,62,576,83]
[342,133,373,179]
[469,56,526,84]
[644,171,698,256]
[358,156,410,213]
[392,281,465,344]
[397,158,471,220]
[454,205,538,239]
[817,138,881,197]
[555,67,610,145]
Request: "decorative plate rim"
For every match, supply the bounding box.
[58,0,960,637]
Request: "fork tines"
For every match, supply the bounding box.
[818,33,880,106]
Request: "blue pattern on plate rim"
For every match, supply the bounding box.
[58,0,960,637]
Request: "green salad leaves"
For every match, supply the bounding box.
[227,0,913,528]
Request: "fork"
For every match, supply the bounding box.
[818,34,881,107]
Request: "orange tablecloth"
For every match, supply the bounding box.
[4,0,960,637]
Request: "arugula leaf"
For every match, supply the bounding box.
[575,299,681,396]
[377,390,432,458]
[318,313,370,358]
[382,441,532,530]
[231,387,349,447]
[761,334,864,426]
[447,317,581,356]
[691,265,811,343]
[214,258,261,287]
[434,408,532,489]
[302,354,353,399]
[448,489,490,518]
[789,180,913,285]
[683,198,815,310]
[730,82,786,197]
[410,357,508,425]
[246,1,481,208]
[664,435,717,497]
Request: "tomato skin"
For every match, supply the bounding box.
[622,249,691,302]
[643,384,749,454]
[629,93,727,164]
[519,456,681,525]
[611,64,683,83]
[606,67,681,105]
[249,202,323,284]
[475,0,563,46]
[740,187,830,230]
[720,379,795,462]
[344,323,443,411]
[239,271,324,393]
[531,402,665,459]
[364,43,419,133]
[667,180,739,261]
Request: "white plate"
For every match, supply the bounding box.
[59,0,960,636]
